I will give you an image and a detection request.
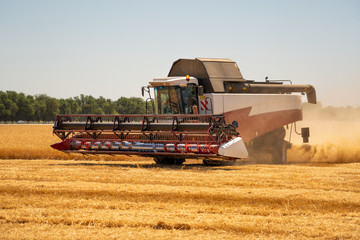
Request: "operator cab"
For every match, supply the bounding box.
[148,76,199,114]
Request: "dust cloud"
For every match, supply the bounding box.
[286,105,360,163]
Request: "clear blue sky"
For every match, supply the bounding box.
[1,0,359,106]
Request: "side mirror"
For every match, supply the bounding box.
[198,86,204,95]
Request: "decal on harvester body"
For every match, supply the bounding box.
[205,94,302,141]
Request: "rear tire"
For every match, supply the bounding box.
[271,141,288,164]
[154,156,185,165]
[247,127,290,165]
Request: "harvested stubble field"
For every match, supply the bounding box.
[0,123,360,239]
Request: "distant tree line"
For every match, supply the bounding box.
[0,91,147,122]
[1,90,359,122]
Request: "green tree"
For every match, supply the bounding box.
[34,94,48,121]
[45,97,59,121]
[9,102,18,120]
[80,95,98,114]
[59,99,71,114]
[16,93,34,121]
[116,97,145,114]
[0,91,11,121]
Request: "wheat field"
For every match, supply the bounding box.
[0,125,144,161]
[0,124,360,239]
[1,159,360,239]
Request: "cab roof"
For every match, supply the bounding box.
[168,58,245,93]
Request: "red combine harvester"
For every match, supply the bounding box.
[51,58,316,165]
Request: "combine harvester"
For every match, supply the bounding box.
[51,58,316,165]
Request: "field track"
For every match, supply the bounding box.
[1,159,359,239]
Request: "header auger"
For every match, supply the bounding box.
[51,58,316,165]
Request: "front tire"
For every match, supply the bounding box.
[203,159,236,166]
[154,156,185,165]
